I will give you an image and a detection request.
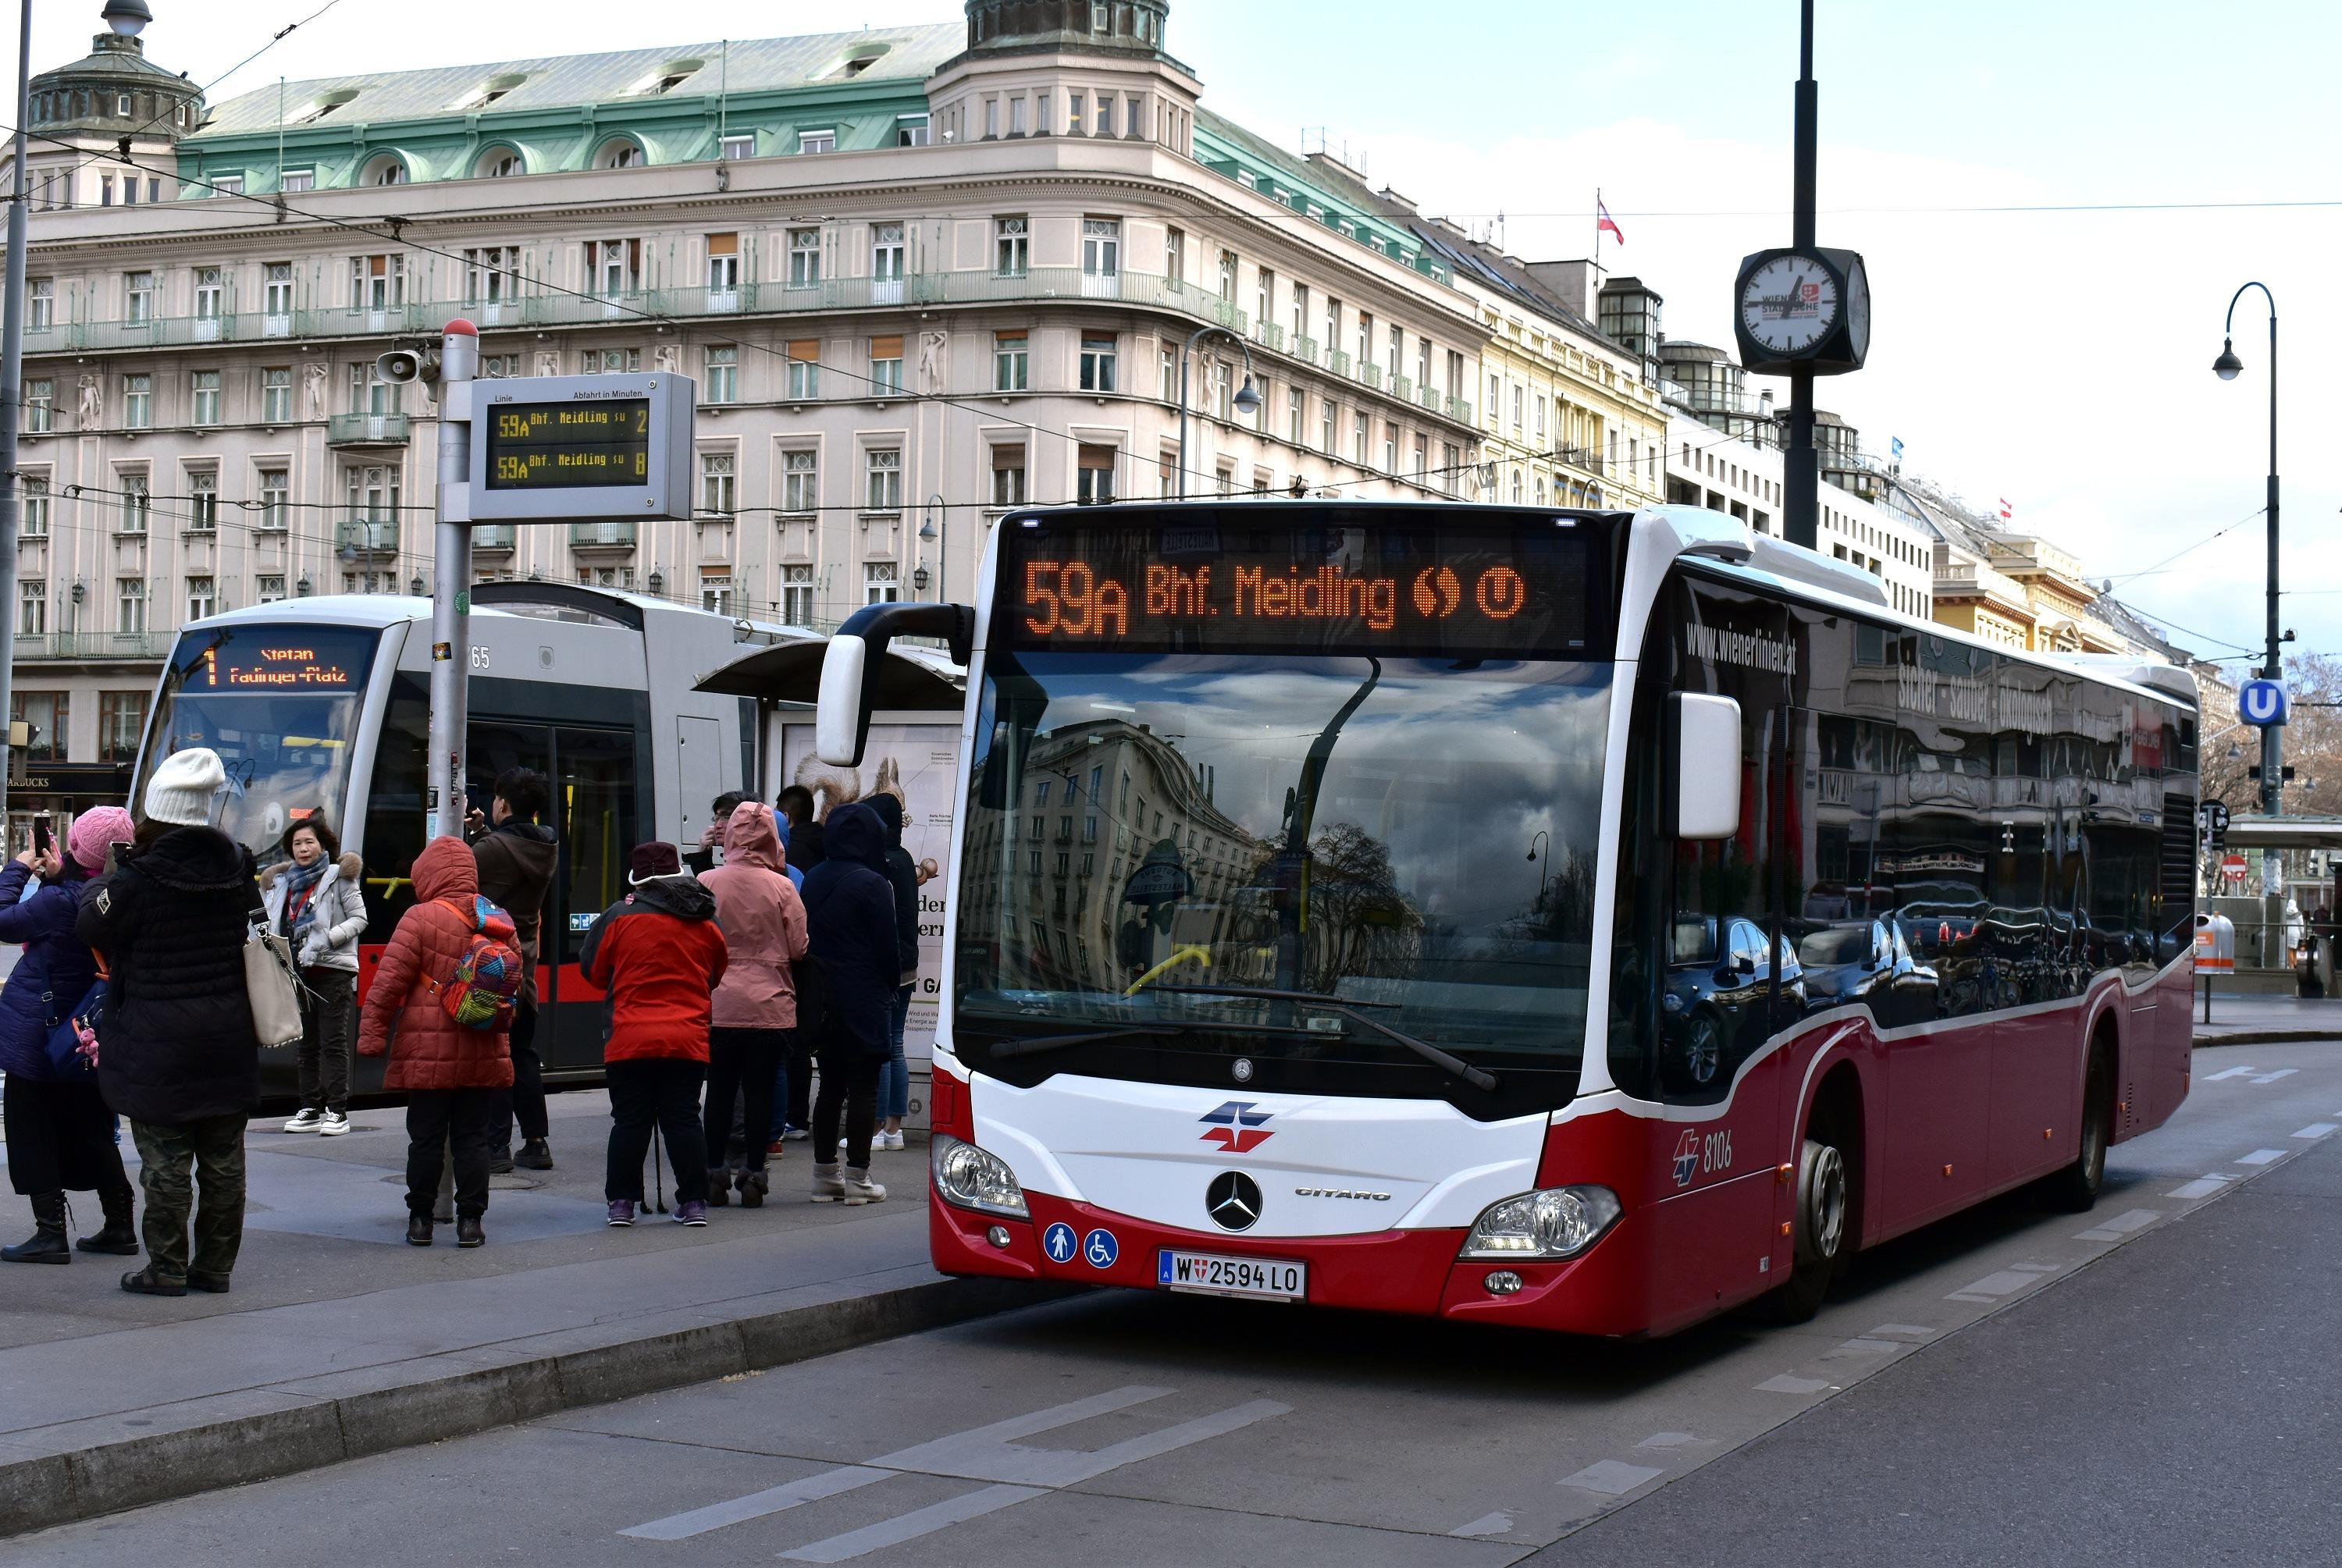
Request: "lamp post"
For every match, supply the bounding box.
[2213,282,2280,823]
[1175,325,1262,500]
[918,491,945,602]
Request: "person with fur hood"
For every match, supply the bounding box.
[696,802,806,1207]
[258,814,367,1137]
[358,836,513,1249]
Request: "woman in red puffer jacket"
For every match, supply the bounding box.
[358,835,512,1248]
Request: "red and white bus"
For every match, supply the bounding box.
[819,501,2198,1335]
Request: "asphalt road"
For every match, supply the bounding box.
[15,1043,2342,1566]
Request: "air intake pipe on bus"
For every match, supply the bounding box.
[817,602,976,766]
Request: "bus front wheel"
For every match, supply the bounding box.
[2045,1044,2113,1213]
[1756,1136,1847,1323]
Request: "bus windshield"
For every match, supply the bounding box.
[145,624,381,862]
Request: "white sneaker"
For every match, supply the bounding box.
[781,1126,810,1142]
[283,1108,324,1134]
[319,1111,352,1137]
[878,1130,906,1152]
[840,1169,888,1205]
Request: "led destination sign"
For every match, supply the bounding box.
[172,626,379,692]
[482,400,652,490]
[1002,515,1600,656]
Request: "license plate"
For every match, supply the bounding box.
[1156,1249,1307,1302]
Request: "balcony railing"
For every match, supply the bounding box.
[1556,443,1604,478]
[12,630,171,660]
[326,411,410,446]
[1418,386,1444,414]
[472,524,517,551]
[1329,350,1351,379]
[1446,395,1474,423]
[1393,375,1413,400]
[568,520,638,550]
[1252,320,1284,352]
[1357,361,1382,389]
[1291,335,1319,365]
[337,518,400,557]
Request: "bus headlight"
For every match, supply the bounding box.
[1459,1186,1621,1260]
[931,1134,1028,1219]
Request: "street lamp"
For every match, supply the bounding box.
[2214,280,2281,820]
[1175,325,1262,500]
[918,491,944,602]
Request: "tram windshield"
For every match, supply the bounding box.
[144,625,382,862]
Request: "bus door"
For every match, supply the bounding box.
[543,725,640,1072]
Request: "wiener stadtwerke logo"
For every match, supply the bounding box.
[1198,1101,1274,1154]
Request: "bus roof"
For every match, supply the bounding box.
[183,585,793,638]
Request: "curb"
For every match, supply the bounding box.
[0,1273,1071,1538]
[2193,1029,2342,1047]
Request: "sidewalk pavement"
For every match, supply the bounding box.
[2191,993,2342,1047]
[0,1090,1057,1537]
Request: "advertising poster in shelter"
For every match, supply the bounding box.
[779,722,958,1060]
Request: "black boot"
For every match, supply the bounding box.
[456,1214,485,1248]
[77,1185,139,1256]
[738,1168,767,1209]
[514,1139,553,1171]
[406,1212,433,1246]
[2,1194,70,1264]
[120,1264,187,1296]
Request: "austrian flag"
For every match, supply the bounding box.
[1596,198,1625,245]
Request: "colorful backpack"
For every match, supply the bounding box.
[428,895,524,1030]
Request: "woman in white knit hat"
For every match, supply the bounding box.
[77,748,265,1297]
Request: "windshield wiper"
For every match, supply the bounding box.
[1139,983,1501,1093]
[982,1026,1180,1061]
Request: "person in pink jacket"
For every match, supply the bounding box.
[697,802,808,1207]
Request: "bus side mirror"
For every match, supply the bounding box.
[815,601,976,766]
[1669,692,1741,841]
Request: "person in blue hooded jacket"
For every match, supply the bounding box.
[799,802,898,1203]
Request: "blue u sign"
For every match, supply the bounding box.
[2240,678,2290,727]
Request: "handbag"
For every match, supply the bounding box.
[41,983,98,1079]
[244,923,307,1048]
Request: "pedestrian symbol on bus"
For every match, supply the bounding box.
[2240,677,2289,727]
[1041,1222,1078,1264]
[1083,1228,1119,1268]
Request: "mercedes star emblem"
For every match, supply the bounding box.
[1205,1171,1263,1232]
[1231,1057,1255,1084]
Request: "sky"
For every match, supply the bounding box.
[11,0,2342,670]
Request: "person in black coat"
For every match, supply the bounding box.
[77,748,264,1297]
[799,802,898,1202]
[861,792,922,1150]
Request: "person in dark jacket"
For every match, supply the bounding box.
[776,785,825,873]
[0,805,139,1263]
[861,792,922,1154]
[583,843,729,1226]
[77,749,263,1297]
[470,767,558,1172]
[799,803,898,1203]
[258,816,366,1136]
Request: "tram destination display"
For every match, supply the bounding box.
[465,372,697,521]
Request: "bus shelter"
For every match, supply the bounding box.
[2212,814,2342,990]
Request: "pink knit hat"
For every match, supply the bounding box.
[67,806,134,875]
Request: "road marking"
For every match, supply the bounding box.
[2294,1123,2338,1140]
[1756,1374,1832,1395]
[780,1484,1044,1563]
[2166,1175,2237,1200]
[1823,1338,1901,1360]
[619,1467,892,1540]
[1949,1268,2048,1301]
[2235,1149,2287,1166]
[1560,1460,1664,1496]
[2251,1069,2299,1084]
[1451,1511,1514,1538]
[1635,1432,1700,1449]
[2075,1208,2162,1243]
[2201,1065,2258,1081]
[1868,1324,1935,1341]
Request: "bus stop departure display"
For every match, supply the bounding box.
[483,399,651,489]
[1000,517,1600,656]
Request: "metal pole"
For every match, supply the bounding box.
[1783,0,1820,550]
[0,0,30,830]
[2262,302,2281,822]
[427,321,479,839]
[1176,324,1256,503]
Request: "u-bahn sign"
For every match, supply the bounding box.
[467,373,696,521]
[2239,677,2290,727]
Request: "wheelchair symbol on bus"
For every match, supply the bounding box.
[1083,1228,1119,1268]
[1041,1222,1078,1264]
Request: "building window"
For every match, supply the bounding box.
[194,267,223,322]
[785,339,820,400]
[782,450,817,514]
[345,464,399,521]
[1320,398,1336,454]
[351,254,408,311]
[190,369,221,426]
[871,222,905,285]
[866,448,902,511]
[259,469,289,531]
[116,578,146,634]
[187,471,218,532]
[699,570,734,615]
[864,561,899,605]
[1412,432,1428,478]
[117,372,151,430]
[719,133,753,161]
[700,452,736,517]
[1383,422,1398,472]
[280,168,315,194]
[994,331,1027,392]
[21,477,48,537]
[465,245,522,304]
[991,444,1027,507]
[185,574,216,620]
[896,115,930,147]
[11,693,66,762]
[261,366,292,423]
[256,573,287,604]
[798,129,835,155]
[780,564,813,624]
[27,279,51,332]
[99,692,148,762]
[100,174,112,206]
[995,216,1029,277]
[18,580,44,635]
[1079,334,1117,393]
[23,378,50,432]
[125,271,155,322]
[1159,343,1176,401]
[1352,411,1368,464]
[119,474,150,533]
[1077,443,1116,504]
[1287,387,1304,445]
[586,238,639,298]
[703,345,738,404]
[1443,443,1461,496]
[1164,226,1184,284]
[787,229,821,287]
[869,335,904,395]
[1095,92,1113,137]
[263,261,294,318]
[1080,217,1119,280]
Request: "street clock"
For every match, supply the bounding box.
[1733,247,1870,375]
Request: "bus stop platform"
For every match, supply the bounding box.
[2193,994,2342,1047]
[0,1089,1056,1537]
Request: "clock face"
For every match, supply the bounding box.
[1740,254,1840,356]
[1845,258,1870,362]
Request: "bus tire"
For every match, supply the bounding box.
[2045,1043,2113,1213]
[1756,1136,1847,1324]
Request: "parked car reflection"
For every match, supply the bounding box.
[1660,915,1803,1095]
[1797,918,1937,1027]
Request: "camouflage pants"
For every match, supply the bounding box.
[130,1115,247,1280]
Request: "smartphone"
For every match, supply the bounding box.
[31,816,52,858]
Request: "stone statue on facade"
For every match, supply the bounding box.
[77,374,100,425]
[303,360,329,414]
[536,350,561,379]
[653,343,680,375]
[918,330,949,393]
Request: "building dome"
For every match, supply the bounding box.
[30,5,204,145]
[964,0,1173,59]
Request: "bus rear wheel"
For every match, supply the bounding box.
[1756,1136,1847,1323]
[2045,1047,2113,1213]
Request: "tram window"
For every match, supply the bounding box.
[361,677,430,943]
[550,725,638,971]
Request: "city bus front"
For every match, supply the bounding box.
[853,502,1648,1328]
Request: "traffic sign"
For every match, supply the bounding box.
[2222,852,2249,885]
[2239,678,2290,727]
[2198,801,2231,832]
